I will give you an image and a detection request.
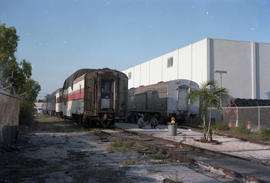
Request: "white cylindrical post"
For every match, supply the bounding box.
[236,107,239,127]
[258,106,261,129]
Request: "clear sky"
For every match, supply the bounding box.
[1,0,270,98]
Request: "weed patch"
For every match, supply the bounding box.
[91,128,101,135]
[150,152,167,160]
[150,160,166,164]
[67,149,87,157]
[107,137,134,152]
[133,142,146,152]
[147,152,167,164]
[35,116,62,123]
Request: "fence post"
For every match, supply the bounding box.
[258,106,261,130]
[236,107,239,127]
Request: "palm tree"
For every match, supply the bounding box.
[187,80,228,142]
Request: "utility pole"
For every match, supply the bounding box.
[215,70,227,122]
[215,70,227,106]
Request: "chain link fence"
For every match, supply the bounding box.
[223,106,270,131]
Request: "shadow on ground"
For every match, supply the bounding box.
[0,116,158,183]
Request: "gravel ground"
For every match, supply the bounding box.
[0,117,233,183]
[116,122,270,166]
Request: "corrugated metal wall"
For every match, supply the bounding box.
[0,91,20,146]
[123,38,208,89]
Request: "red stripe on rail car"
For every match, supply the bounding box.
[68,90,84,101]
[56,90,84,103]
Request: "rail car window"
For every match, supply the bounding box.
[101,79,114,109]
[167,57,173,68]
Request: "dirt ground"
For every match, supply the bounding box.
[0,116,233,183]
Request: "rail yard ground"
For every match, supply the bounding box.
[115,123,270,182]
[0,116,237,183]
[116,123,270,166]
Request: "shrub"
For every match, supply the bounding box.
[212,122,229,131]
[259,128,270,139]
[19,101,35,125]
[231,125,250,134]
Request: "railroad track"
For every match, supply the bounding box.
[100,128,270,183]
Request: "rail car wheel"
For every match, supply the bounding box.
[159,116,167,125]
[82,116,96,128]
[99,113,114,128]
[78,115,83,125]
[100,120,113,128]
[150,116,158,129]
[127,112,137,123]
[82,115,89,128]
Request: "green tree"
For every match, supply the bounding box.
[0,24,18,84]
[0,24,40,124]
[187,80,229,142]
[19,79,40,123]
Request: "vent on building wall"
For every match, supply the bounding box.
[167,57,173,68]
[128,72,132,80]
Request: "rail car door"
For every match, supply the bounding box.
[134,93,147,111]
[177,86,188,111]
[100,79,114,110]
[84,74,96,116]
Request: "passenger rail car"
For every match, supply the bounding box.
[55,88,63,117]
[58,68,128,128]
[45,90,57,115]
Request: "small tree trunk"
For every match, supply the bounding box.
[209,128,213,141]
[203,127,207,141]
[203,114,206,127]
[207,107,212,141]
[203,115,207,140]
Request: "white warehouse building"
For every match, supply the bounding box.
[123,38,270,100]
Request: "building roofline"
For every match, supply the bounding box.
[207,37,270,45]
[123,37,270,71]
[123,38,207,71]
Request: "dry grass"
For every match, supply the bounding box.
[91,128,102,135]
[35,115,63,123]
[67,149,87,157]
[147,168,162,173]
[120,159,137,166]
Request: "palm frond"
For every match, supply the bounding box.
[186,80,229,118]
[186,89,201,104]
